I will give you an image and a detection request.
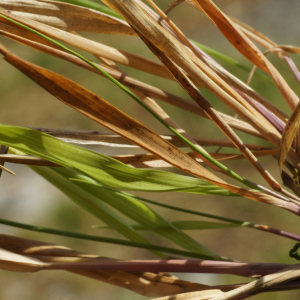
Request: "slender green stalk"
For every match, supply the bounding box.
[0,218,216,259]
[0,13,289,199]
[134,196,300,241]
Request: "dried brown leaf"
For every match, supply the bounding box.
[0,0,135,35]
[30,128,268,150]
[1,47,225,185]
[0,21,262,138]
[0,9,173,80]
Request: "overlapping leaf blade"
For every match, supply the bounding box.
[31,165,164,257]
[0,124,235,195]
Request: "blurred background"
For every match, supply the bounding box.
[0,0,300,299]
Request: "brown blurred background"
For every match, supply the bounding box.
[1,0,300,299]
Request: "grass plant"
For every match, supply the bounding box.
[1,0,300,299]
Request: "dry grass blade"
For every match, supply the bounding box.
[0,46,226,184]
[30,128,268,150]
[279,101,300,170]
[230,16,281,56]
[0,154,62,166]
[231,17,300,57]
[2,45,299,212]
[191,0,299,111]
[0,0,134,35]
[97,54,222,173]
[210,264,300,300]
[0,234,208,297]
[0,9,173,80]
[0,247,43,272]
[0,150,278,169]
[136,30,282,191]
[0,144,16,175]
[144,0,288,124]
[101,0,283,151]
[230,17,300,87]
[152,290,224,300]
[0,24,262,139]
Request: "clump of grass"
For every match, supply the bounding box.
[0,0,300,299]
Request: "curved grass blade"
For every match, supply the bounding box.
[94,220,239,231]
[31,165,165,258]
[65,172,225,260]
[135,196,300,242]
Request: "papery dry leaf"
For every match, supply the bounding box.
[0,247,44,272]
[0,0,134,35]
[0,9,173,80]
